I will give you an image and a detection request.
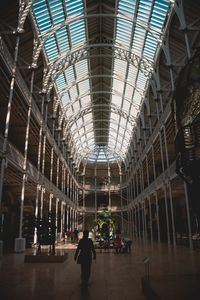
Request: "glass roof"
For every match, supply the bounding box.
[32,0,171,163]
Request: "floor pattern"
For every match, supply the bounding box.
[0,240,200,300]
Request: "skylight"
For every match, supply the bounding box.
[32,0,171,164]
[33,0,94,161]
[109,0,170,156]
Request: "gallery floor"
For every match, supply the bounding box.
[0,239,200,300]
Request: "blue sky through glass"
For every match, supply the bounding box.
[32,0,171,163]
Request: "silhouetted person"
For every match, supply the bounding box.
[124,239,132,253]
[127,239,132,253]
[124,237,132,253]
[73,228,79,243]
[113,235,122,253]
[74,229,96,287]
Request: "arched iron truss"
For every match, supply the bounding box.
[72,128,130,146]
[57,74,144,99]
[67,127,128,155]
[65,119,132,165]
[29,0,172,164]
[66,118,132,138]
[30,12,163,68]
[42,41,154,93]
[38,13,163,41]
[75,143,127,166]
[69,135,128,166]
[68,138,126,166]
[62,103,137,135]
[58,90,140,126]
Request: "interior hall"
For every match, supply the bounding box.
[0,0,200,299]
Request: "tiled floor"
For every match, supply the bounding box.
[0,240,200,300]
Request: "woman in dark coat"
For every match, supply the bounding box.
[74,229,96,286]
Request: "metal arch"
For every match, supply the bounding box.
[68,146,80,164]
[41,42,154,92]
[74,144,126,161]
[45,43,153,91]
[70,132,131,158]
[81,146,128,165]
[42,46,87,93]
[28,11,164,67]
[67,104,136,128]
[68,118,132,137]
[71,127,131,145]
[32,12,163,44]
[17,0,33,33]
[62,104,134,132]
[59,92,140,126]
[29,1,169,164]
[68,142,83,164]
[74,133,128,150]
[59,89,140,124]
[75,143,126,163]
[69,137,126,164]
[49,40,153,68]
[62,103,137,135]
[113,0,157,157]
[57,73,144,99]
[52,96,60,116]
[59,90,136,123]
[77,139,126,158]
[74,135,128,154]
[95,145,127,161]
[89,147,123,165]
[76,148,123,169]
[75,147,109,163]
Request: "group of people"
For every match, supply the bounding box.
[113,235,133,254]
[63,228,79,243]
[97,235,133,253]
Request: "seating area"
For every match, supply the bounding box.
[94,238,132,254]
[176,233,200,249]
[94,240,114,251]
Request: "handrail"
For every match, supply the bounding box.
[83,184,120,192]
[0,36,79,187]
[128,161,177,207]
[126,101,171,185]
[78,205,127,213]
[0,134,75,208]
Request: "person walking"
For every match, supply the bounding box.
[126,238,133,253]
[74,229,96,287]
[113,235,122,253]
[73,228,79,243]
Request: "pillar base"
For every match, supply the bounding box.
[14,238,26,253]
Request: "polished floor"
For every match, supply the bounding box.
[0,239,200,300]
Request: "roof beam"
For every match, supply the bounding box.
[42,42,154,92]
[62,103,136,134]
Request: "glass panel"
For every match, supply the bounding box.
[33,0,171,163]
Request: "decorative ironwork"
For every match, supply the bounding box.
[42,41,154,93]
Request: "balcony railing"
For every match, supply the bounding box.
[78,206,127,213]
[83,184,120,192]
[0,135,75,208]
